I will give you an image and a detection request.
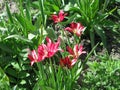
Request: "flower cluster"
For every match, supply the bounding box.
[28,37,61,66]
[60,44,86,68]
[28,10,86,68]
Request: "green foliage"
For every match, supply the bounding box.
[0,67,10,90]
[0,0,47,89]
[66,0,116,49]
[82,54,120,89]
[32,61,83,90]
[0,0,120,90]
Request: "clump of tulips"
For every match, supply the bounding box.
[28,10,87,89]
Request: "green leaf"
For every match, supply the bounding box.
[45,2,59,11]
[51,4,60,11]
[25,0,31,22]
[15,14,35,31]
[40,86,55,90]
[94,25,107,48]
[115,0,120,2]
[64,3,72,11]
[90,0,99,18]
[18,0,24,16]
[0,43,12,53]
[102,20,115,27]
[117,9,120,16]
[102,0,110,12]
[33,80,41,90]
[4,34,32,43]
[33,84,55,90]
[31,1,39,9]
[18,71,30,79]
[46,27,57,40]
[34,16,42,29]
[6,3,13,23]
[39,0,45,26]
[5,68,18,78]
[11,62,21,71]
[0,67,10,90]
[28,33,35,40]
[61,13,78,25]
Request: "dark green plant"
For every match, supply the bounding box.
[0,0,48,89]
[66,0,116,49]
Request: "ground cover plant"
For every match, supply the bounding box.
[81,53,120,89]
[0,0,120,90]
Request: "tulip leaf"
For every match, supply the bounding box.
[40,86,55,90]
[94,25,107,48]
[0,43,12,53]
[32,1,39,9]
[18,71,30,79]
[39,0,45,25]
[5,68,18,78]
[4,34,32,43]
[25,0,31,22]
[61,13,78,25]
[15,14,35,31]
[46,28,57,40]
[33,80,55,90]
[6,3,13,23]
[117,9,120,16]
[28,33,35,40]
[0,67,10,90]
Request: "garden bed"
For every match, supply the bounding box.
[0,0,120,90]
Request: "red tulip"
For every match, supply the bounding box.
[37,44,48,61]
[66,44,86,59]
[28,37,61,66]
[51,10,67,23]
[60,56,77,68]
[28,50,39,66]
[65,22,85,36]
[46,37,61,57]
[38,37,61,58]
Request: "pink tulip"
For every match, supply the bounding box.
[28,37,61,66]
[51,10,67,23]
[28,50,39,66]
[66,44,86,59]
[60,56,77,68]
[65,22,85,36]
[38,37,61,58]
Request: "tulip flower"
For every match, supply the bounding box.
[65,22,85,36]
[38,37,61,58]
[51,10,67,23]
[60,56,77,68]
[45,37,61,57]
[37,44,48,61]
[28,50,39,66]
[28,37,61,66]
[66,44,86,59]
